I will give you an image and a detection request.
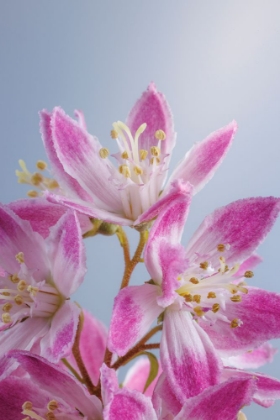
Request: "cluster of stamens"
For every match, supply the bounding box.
[177,244,253,329]
[16,159,59,197]
[22,399,60,420]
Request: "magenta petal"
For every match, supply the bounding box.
[40,301,80,363]
[123,357,162,397]
[40,109,91,201]
[108,284,161,356]
[168,121,237,194]
[160,309,222,403]
[51,107,121,209]
[127,82,175,156]
[225,342,277,370]
[100,364,119,406]
[47,210,86,296]
[186,197,280,267]
[153,373,182,416]
[203,288,280,355]
[174,377,256,420]
[144,180,192,283]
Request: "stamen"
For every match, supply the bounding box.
[46,412,56,420]
[110,129,118,139]
[99,148,110,159]
[44,179,59,189]
[2,302,12,312]
[2,313,11,323]
[119,165,131,178]
[16,252,25,263]
[139,149,148,161]
[230,295,242,302]
[217,243,225,252]
[150,157,160,165]
[207,292,216,299]
[155,129,166,140]
[193,306,204,316]
[230,318,240,328]
[184,294,193,302]
[17,280,27,292]
[244,270,254,278]
[2,289,10,296]
[47,400,59,411]
[189,277,199,284]
[36,160,47,170]
[9,274,20,284]
[200,261,209,270]
[212,303,220,313]
[121,151,129,159]
[14,294,23,305]
[193,294,201,303]
[239,286,248,294]
[22,402,33,410]
[133,166,143,175]
[27,190,39,198]
[27,285,39,297]
[31,173,43,186]
[150,146,160,157]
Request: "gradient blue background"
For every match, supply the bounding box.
[1,1,280,417]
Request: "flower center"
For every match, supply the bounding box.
[21,399,81,419]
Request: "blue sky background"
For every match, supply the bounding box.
[1,1,280,417]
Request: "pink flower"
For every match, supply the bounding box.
[0,204,86,362]
[108,188,280,404]
[40,83,236,225]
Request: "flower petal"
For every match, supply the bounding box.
[51,107,122,210]
[100,364,119,406]
[108,284,161,356]
[153,373,182,416]
[123,357,162,397]
[40,301,80,363]
[126,82,176,156]
[234,253,262,278]
[167,121,237,194]
[186,197,280,267]
[225,342,277,370]
[47,210,86,296]
[174,377,256,420]
[202,287,280,356]
[160,309,222,403]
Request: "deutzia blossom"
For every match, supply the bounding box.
[0,205,86,362]
[108,182,280,404]
[37,83,236,226]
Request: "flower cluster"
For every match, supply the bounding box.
[1,84,280,419]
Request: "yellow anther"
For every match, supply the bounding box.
[150,157,160,165]
[139,149,148,161]
[207,292,216,299]
[133,166,143,175]
[219,256,226,263]
[121,151,129,159]
[111,129,118,139]
[16,252,25,263]
[230,295,242,302]
[239,286,248,294]
[2,289,10,296]
[45,179,59,189]
[119,165,131,178]
[230,318,240,328]
[229,285,238,294]
[193,294,201,304]
[36,160,47,171]
[99,148,110,159]
[155,129,166,141]
[150,146,160,157]
[17,280,27,292]
[184,294,193,302]
[47,400,59,411]
[217,243,225,252]
[22,401,33,410]
[14,294,23,305]
[31,172,43,186]
[2,313,11,323]
[193,306,204,317]
[200,261,209,270]
[9,274,20,284]
[27,285,39,296]
[189,277,199,284]
[27,190,39,198]
[46,412,56,420]
[244,270,254,278]
[2,302,12,312]
[212,303,220,313]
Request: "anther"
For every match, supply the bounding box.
[119,165,131,178]
[193,306,204,317]
[111,129,118,139]
[217,244,225,252]
[230,295,242,302]
[133,166,143,175]
[9,274,20,284]
[17,280,27,292]
[2,302,12,312]
[189,277,199,284]
[47,400,59,411]
[150,157,160,165]
[230,318,240,328]
[31,172,43,186]
[207,292,216,299]
[27,190,38,197]
[45,179,59,189]
[200,261,209,270]
[193,294,201,303]
[139,149,148,161]
[36,160,47,171]
[150,146,160,157]
[244,270,254,278]
[184,294,193,302]
[46,413,56,420]
[121,151,129,159]
[2,289,10,296]
[155,129,166,141]
[16,252,25,263]
[2,313,11,323]
[22,401,33,410]
[99,148,110,159]
[212,303,220,313]
[14,294,23,305]
[239,286,248,294]
[27,285,39,296]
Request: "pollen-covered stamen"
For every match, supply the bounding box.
[155,129,166,141]
[47,400,59,411]
[217,243,225,252]
[200,261,209,270]
[2,302,12,312]
[27,190,39,197]
[22,399,62,420]
[121,151,129,160]
[189,277,199,284]
[110,129,118,139]
[2,313,11,323]
[230,294,242,302]
[150,146,160,157]
[16,252,25,264]
[119,165,131,178]
[36,160,47,171]
[133,166,143,176]
[139,149,148,161]
[16,159,59,196]
[231,318,242,328]
[212,303,220,313]
[207,291,216,299]
[99,147,110,159]
[244,270,254,278]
